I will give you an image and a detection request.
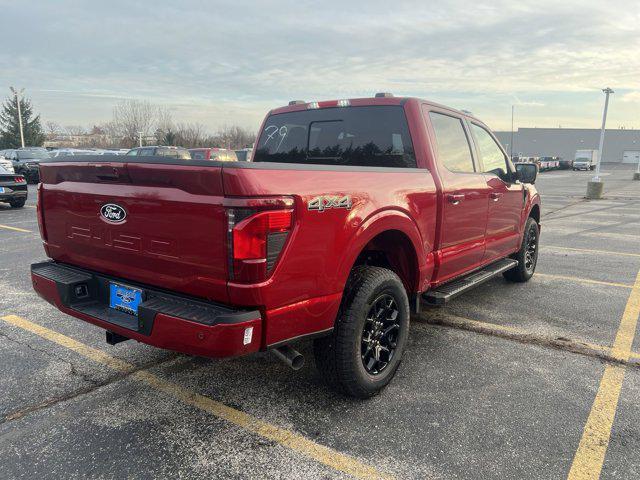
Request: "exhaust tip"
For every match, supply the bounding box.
[272,345,305,370]
[290,353,304,370]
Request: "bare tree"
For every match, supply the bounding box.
[112,99,157,147]
[214,125,256,150]
[64,125,86,136]
[97,121,124,147]
[174,122,209,148]
[155,106,174,144]
[45,121,62,138]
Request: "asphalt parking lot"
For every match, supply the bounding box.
[1,164,639,479]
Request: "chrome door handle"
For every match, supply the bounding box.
[447,193,465,205]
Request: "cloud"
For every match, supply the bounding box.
[620,91,640,103]
[0,0,638,131]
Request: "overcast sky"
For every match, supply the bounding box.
[1,0,638,133]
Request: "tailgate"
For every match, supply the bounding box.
[39,158,229,303]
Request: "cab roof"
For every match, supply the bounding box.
[270,94,482,123]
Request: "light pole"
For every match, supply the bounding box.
[9,87,25,148]
[510,105,515,159]
[586,87,614,199]
[138,131,143,147]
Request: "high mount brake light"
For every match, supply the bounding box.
[307,99,350,109]
[226,198,294,283]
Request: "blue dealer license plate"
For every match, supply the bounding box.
[109,283,143,316]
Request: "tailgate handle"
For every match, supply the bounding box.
[96,167,120,180]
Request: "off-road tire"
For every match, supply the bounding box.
[503,216,539,282]
[313,266,410,398]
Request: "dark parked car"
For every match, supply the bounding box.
[5,149,51,183]
[189,148,238,161]
[0,164,27,208]
[126,146,191,159]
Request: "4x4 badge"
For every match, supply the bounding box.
[308,195,352,212]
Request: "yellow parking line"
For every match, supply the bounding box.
[0,314,391,480]
[568,268,640,479]
[543,246,640,259]
[536,273,632,289]
[0,224,32,233]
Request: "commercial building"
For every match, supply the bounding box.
[494,128,640,164]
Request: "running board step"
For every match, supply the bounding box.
[422,259,518,305]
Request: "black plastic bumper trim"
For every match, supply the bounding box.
[31,261,261,335]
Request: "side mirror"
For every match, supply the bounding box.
[515,162,537,184]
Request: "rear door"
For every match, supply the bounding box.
[426,109,490,283]
[469,122,523,262]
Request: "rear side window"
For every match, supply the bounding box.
[253,106,416,168]
[157,148,178,157]
[429,112,475,173]
[212,150,238,162]
[190,150,207,160]
[471,123,509,179]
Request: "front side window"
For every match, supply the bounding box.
[254,106,416,168]
[138,148,154,156]
[428,112,475,173]
[471,123,509,180]
[126,149,138,156]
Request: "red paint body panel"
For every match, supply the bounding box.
[34,96,540,359]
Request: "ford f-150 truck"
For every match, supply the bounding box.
[31,94,541,398]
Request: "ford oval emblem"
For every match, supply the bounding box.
[100,203,127,223]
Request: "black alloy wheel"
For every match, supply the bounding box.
[361,293,401,375]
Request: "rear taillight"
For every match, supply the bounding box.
[36,183,47,241]
[226,197,294,283]
[14,176,25,183]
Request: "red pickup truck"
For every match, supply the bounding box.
[31,94,540,398]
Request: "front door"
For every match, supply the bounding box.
[427,110,490,283]
[469,123,523,262]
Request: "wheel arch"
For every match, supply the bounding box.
[337,210,426,297]
[529,203,540,224]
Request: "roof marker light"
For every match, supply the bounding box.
[307,102,319,109]
[337,99,350,107]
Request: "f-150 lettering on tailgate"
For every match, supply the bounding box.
[66,223,178,258]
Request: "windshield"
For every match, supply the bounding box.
[254,105,416,168]
[16,150,50,160]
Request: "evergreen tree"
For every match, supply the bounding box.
[0,93,46,148]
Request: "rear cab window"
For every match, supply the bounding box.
[253,106,416,168]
